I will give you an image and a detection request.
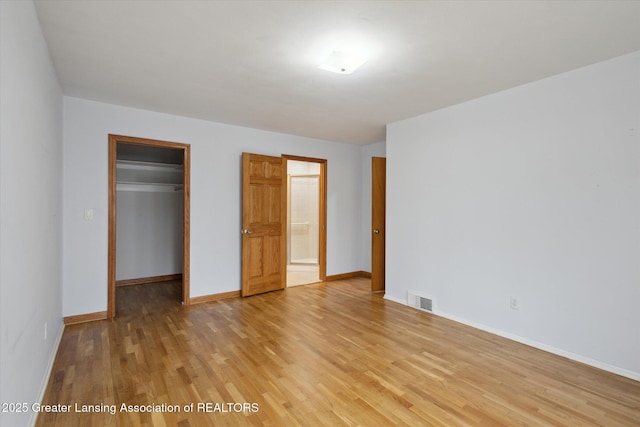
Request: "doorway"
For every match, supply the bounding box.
[284,156,326,287]
[108,135,191,318]
[240,153,327,296]
[287,163,319,286]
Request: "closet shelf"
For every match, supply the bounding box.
[116,159,183,172]
[116,159,183,189]
[117,181,183,193]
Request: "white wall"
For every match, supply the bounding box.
[63,97,364,316]
[387,51,640,379]
[116,190,183,280]
[360,141,386,272]
[0,2,64,426]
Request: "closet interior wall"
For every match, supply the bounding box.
[115,145,184,282]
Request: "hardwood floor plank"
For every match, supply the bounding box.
[36,278,640,426]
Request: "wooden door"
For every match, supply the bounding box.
[371,157,386,293]
[242,153,286,297]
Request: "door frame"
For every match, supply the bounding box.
[283,155,327,282]
[108,134,191,318]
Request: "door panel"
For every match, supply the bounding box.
[372,157,386,293]
[268,185,281,222]
[242,153,286,297]
[248,238,264,277]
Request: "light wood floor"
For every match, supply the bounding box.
[37,278,639,426]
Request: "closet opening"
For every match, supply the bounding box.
[108,135,191,318]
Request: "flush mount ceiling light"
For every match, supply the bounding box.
[318,50,368,74]
[312,32,376,75]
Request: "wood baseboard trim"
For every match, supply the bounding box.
[64,311,108,325]
[116,274,182,287]
[190,290,241,305]
[326,271,371,281]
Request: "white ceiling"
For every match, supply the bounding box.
[34,1,640,145]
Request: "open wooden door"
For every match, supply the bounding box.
[241,153,286,297]
[371,157,386,293]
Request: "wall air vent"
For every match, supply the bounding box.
[407,292,434,313]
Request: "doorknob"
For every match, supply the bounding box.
[373,229,380,234]
[242,229,253,234]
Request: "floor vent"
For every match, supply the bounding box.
[407,292,434,313]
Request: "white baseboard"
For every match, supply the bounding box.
[30,322,65,427]
[383,294,640,382]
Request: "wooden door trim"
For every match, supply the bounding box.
[282,154,327,282]
[108,134,191,318]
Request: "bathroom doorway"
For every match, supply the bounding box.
[284,157,326,287]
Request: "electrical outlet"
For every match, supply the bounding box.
[510,296,519,310]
